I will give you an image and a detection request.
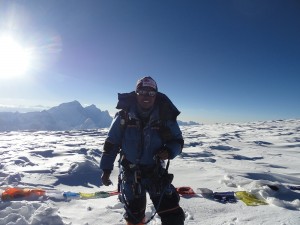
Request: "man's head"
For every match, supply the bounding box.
[135,76,157,110]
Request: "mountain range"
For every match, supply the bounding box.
[0,101,112,131]
[0,101,199,131]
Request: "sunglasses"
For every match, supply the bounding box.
[136,89,157,97]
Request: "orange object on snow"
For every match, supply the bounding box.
[1,187,45,201]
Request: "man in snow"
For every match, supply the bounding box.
[100,76,185,225]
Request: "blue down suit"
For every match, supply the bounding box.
[100,92,185,225]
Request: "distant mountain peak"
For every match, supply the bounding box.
[57,100,82,108]
[85,104,98,110]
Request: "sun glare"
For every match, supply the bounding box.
[0,35,33,79]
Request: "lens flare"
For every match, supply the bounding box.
[0,35,33,78]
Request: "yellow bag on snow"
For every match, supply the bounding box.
[235,191,268,206]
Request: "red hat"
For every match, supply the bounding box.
[136,76,157,91]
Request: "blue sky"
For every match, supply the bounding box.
[0,0,299,124]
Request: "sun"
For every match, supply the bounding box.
[0,34,33,79]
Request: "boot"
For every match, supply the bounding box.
[126,217,145,225]
[160,207,185,225]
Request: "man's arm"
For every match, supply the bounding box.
[163,120,184,159]
[100,113,123,171]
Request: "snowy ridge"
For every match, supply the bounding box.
[0,119,300,224]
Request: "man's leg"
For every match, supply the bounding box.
[123,196,146,225]
[121,174,146,225]
[150,184,185,225]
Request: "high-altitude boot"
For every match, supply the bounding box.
[160,207,185,225]
[126,217,145,225]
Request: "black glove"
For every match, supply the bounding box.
[157,146,170,160]
[101,170,112,186]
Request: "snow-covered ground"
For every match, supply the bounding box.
[0,119,300,225]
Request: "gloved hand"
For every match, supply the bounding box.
[101,170,112,186]
[157,146,170,160]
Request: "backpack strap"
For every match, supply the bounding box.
[119,109,127,131]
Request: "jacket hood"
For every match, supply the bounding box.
[116,91,180,120]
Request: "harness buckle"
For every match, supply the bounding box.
[134,170,141,183]
[134,170,142,197]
